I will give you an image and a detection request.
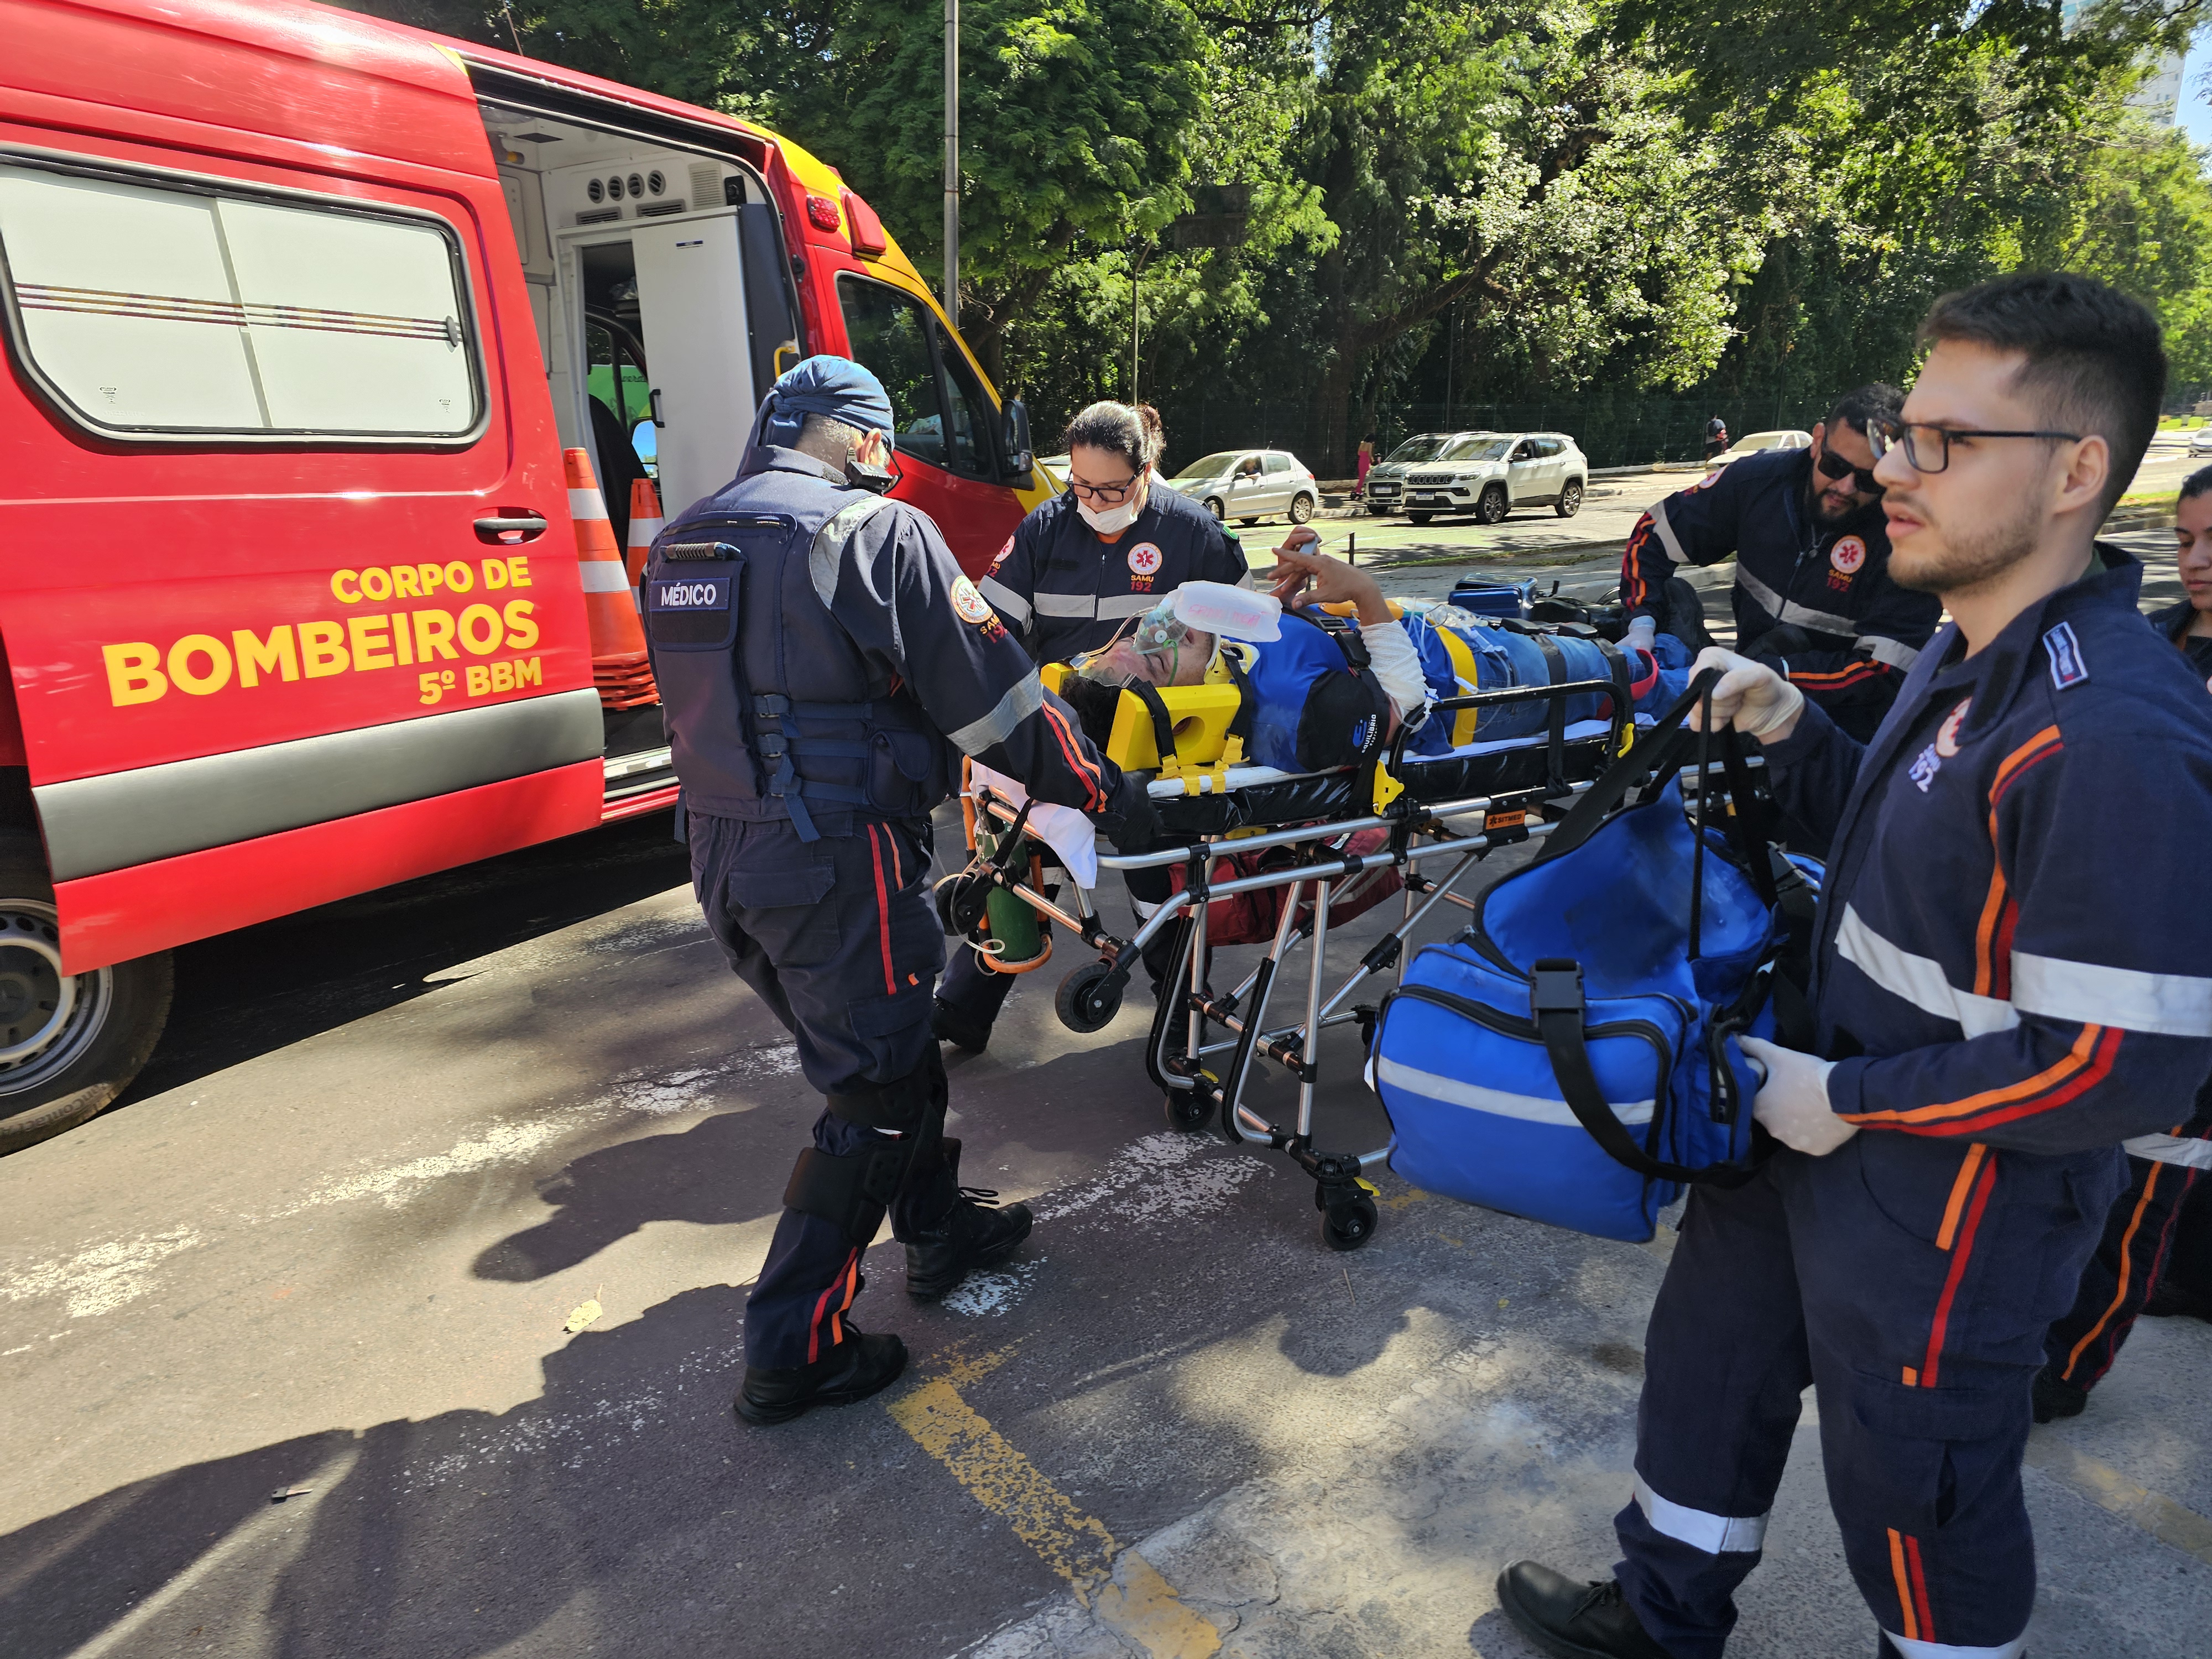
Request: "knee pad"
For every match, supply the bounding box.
[784,1140,913,1246]
[827,1044,948,1133]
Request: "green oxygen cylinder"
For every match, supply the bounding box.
[974,822,1051,973]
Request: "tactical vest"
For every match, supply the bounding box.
[644,462,953,839]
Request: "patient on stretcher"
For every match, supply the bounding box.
[1063,537,1677,775]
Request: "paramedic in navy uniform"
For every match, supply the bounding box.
[1499,274,2212,1659]
[644,357,1152,1427]
[933,401,1254,1052]
[1623,384,1940,745]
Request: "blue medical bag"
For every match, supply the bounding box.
[1371,677,1815,1241]
[1444,579,1529,618]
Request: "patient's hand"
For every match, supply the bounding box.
[1268,539,1391,627]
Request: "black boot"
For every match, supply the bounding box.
[905,1139,1033,1299]
[2032,1365,2089,1423]
[931,995,993,1055]
[735,1314,907,1427]
[1496,1562,1675,1659]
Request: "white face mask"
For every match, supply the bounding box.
[1076,472,1146,535]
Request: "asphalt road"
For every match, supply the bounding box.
[4,536,2209,1658]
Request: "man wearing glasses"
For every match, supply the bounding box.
[1623,384,1941,744]
[1500,275,2212,1658]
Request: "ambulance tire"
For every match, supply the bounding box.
[0,839,174,1155]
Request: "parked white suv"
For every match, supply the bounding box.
[1167,448,1321,525]
[1402,431,1588,524]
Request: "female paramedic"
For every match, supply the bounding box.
[937,402,1256,1052]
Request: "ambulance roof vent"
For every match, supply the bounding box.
[575,207,622,226]
[635,199,686,218]
[690,161,723,206]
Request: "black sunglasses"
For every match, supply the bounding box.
[1815,446,1882,494]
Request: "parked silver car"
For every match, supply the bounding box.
[1364,431,1482,516]
[1167,448,1321,525]
[1402,431,1588,524]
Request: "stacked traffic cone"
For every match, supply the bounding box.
[625,477,664,591]
[563,448,660,710]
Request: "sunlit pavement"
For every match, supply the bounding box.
[2,547,2206,1657]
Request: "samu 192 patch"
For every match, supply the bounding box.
[2043,621,2089,689]
[950,575,997,627]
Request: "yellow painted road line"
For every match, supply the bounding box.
[2026,1434,2212,1566]
[889,1357,1220,1655]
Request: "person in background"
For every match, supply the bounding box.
[1623,384,1940,748]
[2032,462,2212,1421]
[1500,273,2212,1659]
[1355,432,1375,500]
[1703,415,1729,461]
[936,401,1253,1054]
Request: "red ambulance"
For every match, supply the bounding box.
[0,0,1052,1149]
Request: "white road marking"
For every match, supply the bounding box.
[0,1228,205,1319]
[942,1257,1046,1317]
[1035,1132,1272,1226]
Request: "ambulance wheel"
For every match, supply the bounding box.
[1556,479,1584,518]
[1164,1089,1213,1132]
[1290,493,1316,524]
[1203,497,1226,521]
[1321,1196,1379,1251]
[1477,484,1510,525]
[0,838,174,1155]
[1407,512,1433,526]
[1055,961,1123,1033]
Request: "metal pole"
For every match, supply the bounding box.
[943,0,959,326]
[1130,246,1140,403]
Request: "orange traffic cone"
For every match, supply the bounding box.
[563,448,660,710]
[625,478,664,589]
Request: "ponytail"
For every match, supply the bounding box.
[1065,400,1167,473]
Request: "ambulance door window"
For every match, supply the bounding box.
[930,322,998,479]
[837,276,946,467]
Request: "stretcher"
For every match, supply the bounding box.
[943,672,1640,1251]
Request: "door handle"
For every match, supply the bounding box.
[474,511,549,545]
[649,388,666,427]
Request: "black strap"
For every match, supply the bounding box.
[1220,648,1258,748]
[1528,632,1570,792]
[1530,958,1765,1188]
[1126,680,1180,765]
[1536,668,1723,865]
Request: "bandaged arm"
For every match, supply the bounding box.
[1363,619,1430,731]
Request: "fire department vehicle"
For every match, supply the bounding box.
[0,0,1051,1149]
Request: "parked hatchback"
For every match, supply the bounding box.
[1364,431,1484,517]
[1168,448,1321,525]
[1402,432,1588,524]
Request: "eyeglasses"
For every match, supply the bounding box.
[1067,469,1144,504]
[1868,418,2083,476]
[1814,446,1882,494]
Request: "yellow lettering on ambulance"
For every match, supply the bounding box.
[166,634,233,695]
[502,599,539,651]
[465,664,489,696]
[232,626,299,688]
[393,566,423,599]
[299,620,350,678]
[413,610,457,661]
[104,642,167,706]
[514,656,542,689]
[444,560,476,594]
[417,563,444,597]
[482,558,509,591]
[491,661,514,693]
[361,567,394,602]
[330,570,362,604]
[347,614,395,672]
[507,555,531,588]
[458,604,503,656]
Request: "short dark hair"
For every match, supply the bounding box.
[1825,383,1903,439]
[1917,273,2166,516]
[2181,462,2212,504]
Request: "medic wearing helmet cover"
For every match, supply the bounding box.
[643,357,1154,1427]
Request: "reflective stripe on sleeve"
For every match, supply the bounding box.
[1735,567,1859,636]
[1034,591,1098,618]
[945,669,1046,758]
[1097,594,1157,620]
[806,495,894,610]
[1881,1631,2026,1659]
[1863,635,1922,670]
[1835,905,2020,1038]
[1632,1473,1768,1554]
[978,576,1034,627]
[2011,953,2212,1038]
[2122,1133,2212,1170]
[1649,500,1688,565]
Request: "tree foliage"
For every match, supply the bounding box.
[335,0,2212,465]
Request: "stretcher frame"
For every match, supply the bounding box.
[952,676,1634,1251]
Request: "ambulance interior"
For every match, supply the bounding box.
[478,101,804,791]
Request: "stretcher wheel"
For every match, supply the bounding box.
[1055,961,1123,1033]
[1163,1090,1212,1132]
[1320,1196,1379,1251]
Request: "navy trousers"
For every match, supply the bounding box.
[689,811,957,1370]
[2043,1153,2202,1391]
[1614,1139,2117,1659]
